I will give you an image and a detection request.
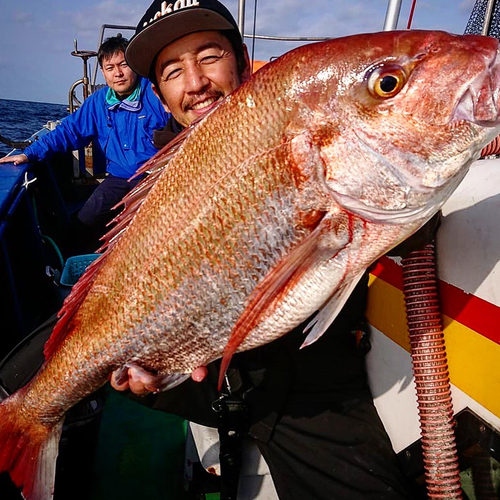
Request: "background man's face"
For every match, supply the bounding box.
[154,30,243,127]
[101,52,138,97]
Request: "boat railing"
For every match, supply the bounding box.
[243,33,330,42]
[69,40,97,114]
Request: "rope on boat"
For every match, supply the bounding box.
[401,243,463,500]
[0,132,32,150]
[406,0,417,29]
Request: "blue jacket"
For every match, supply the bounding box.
[25,78,169,179]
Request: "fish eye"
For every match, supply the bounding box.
[367,65,407,99]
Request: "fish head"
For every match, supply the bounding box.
[293,30,500,223]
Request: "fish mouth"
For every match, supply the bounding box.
[453,49,500,126]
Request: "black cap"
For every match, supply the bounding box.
[126,0,241,78]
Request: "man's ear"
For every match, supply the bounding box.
[152,83,171,113]
[241,44,252,82]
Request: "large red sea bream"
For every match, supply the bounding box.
[1,30,500,500]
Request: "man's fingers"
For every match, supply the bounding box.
[111,364,205,394]
[128,377,151,396]
[128,364,160,395]
[110,369,130,391]
[191,366,208,382]
[0,154,28,165]
[110,366,150,395]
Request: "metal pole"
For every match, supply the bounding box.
[482,0,496,35]
[237,0,245,38]
[383,0,403,31]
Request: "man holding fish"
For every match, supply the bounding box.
[111,1,417,498]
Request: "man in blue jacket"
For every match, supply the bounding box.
[0,35,169,252]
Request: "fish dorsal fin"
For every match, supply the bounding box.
[129,122,196,180]
[44,124,197,360]
[300,270,365,348]
[218,216,331,389]
[44,254,106,358]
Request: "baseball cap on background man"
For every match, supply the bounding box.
[126,0,242,79]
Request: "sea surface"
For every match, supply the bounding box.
[0,98,68,157]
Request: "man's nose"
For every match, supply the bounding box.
[184,65,210,92]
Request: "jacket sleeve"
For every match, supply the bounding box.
[24,96,100,162]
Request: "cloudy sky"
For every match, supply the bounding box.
[0,0,476,104]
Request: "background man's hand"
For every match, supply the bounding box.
[0,154,29,165]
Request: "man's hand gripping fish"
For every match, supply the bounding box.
[1,30,500,500]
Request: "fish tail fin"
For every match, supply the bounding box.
[0,390,63,500]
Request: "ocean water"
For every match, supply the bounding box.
[0,98,68,157]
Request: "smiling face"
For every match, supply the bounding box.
[101,51,138,98]
[153,30,249,127]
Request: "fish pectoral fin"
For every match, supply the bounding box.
[218,221,329,390]
[301,270,366,348]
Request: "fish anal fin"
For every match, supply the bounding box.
[218,221,328,389]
